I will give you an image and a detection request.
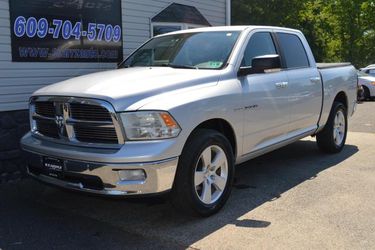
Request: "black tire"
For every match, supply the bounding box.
[170,129,234,217]
[316,101,348,154]
[363,86,370,101]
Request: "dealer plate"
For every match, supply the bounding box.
[43,157,64,172]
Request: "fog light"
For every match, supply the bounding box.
[117,170,146,181]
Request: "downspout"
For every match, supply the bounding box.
[226,0,231,26]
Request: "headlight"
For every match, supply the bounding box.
[120,111,181,140]
[371,81,375,86]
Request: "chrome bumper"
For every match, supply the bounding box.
[25,150,178,196]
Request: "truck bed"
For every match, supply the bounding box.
[317,63,352,69]
[317,62,357,130]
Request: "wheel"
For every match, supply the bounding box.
[316,101,347,154]
[170,129,234,217]
[363,86,370,101]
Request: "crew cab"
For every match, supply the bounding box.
[21,26,358,216]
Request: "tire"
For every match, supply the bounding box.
[363,86,370,101]
[170,129,234,217]
[316,101,348,154]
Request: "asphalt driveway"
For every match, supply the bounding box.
[1,102,374,250]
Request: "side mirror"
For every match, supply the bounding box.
[238,54,281,76]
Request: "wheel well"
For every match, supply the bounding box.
[334,91,348,109]
[193,119,237,157]
[362,85,370,93]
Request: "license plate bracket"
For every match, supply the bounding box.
[43,157,64,177]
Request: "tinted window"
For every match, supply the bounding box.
[241,32,277,67]
[277,33,309,68]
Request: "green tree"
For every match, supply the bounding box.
[331,0,375,66]
[232,0,375,68]
[232,0,304,28]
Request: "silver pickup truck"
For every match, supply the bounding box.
[21,26,358,216]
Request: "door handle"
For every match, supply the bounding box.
[275,82,288,88]
[310,77,321,84]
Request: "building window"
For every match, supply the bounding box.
[151,23,206,37]
[151,23,183,37]
[151,3,210,37]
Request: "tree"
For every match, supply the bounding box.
[232,0,375,68]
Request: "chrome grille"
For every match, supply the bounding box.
[30,97,124,147]
[35,119,59,138]
[74,126,118,144]
[35,101,55,118]
[70,103,112,121]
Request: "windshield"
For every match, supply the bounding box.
[119,31,241,70]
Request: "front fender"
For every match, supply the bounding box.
[139,80,244,158]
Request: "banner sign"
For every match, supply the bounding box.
[9,0,123,62]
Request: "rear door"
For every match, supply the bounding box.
[276,32,322,133]
[239,31,290,154]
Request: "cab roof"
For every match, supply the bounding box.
[156,25,301,37]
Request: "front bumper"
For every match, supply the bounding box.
[24,150,179,196]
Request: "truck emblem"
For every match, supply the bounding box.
[55,115,65,135]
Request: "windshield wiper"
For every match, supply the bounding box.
[161,63,199,69]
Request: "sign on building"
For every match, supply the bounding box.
[9,0,123,62]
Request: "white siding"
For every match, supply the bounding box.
[0,0,227,111]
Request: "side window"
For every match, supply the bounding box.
[276,33,310,69]
[241,32,277,67]
[369,69,375,76]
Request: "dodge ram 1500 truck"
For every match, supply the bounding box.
[21,26,358,216]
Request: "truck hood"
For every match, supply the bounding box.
[34,67,222,111]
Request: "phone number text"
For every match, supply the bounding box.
[13,16,122,43]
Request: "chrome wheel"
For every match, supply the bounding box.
[333,110,346,146]
[194,145,228,205]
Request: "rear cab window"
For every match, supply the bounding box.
[276,33,310,69]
